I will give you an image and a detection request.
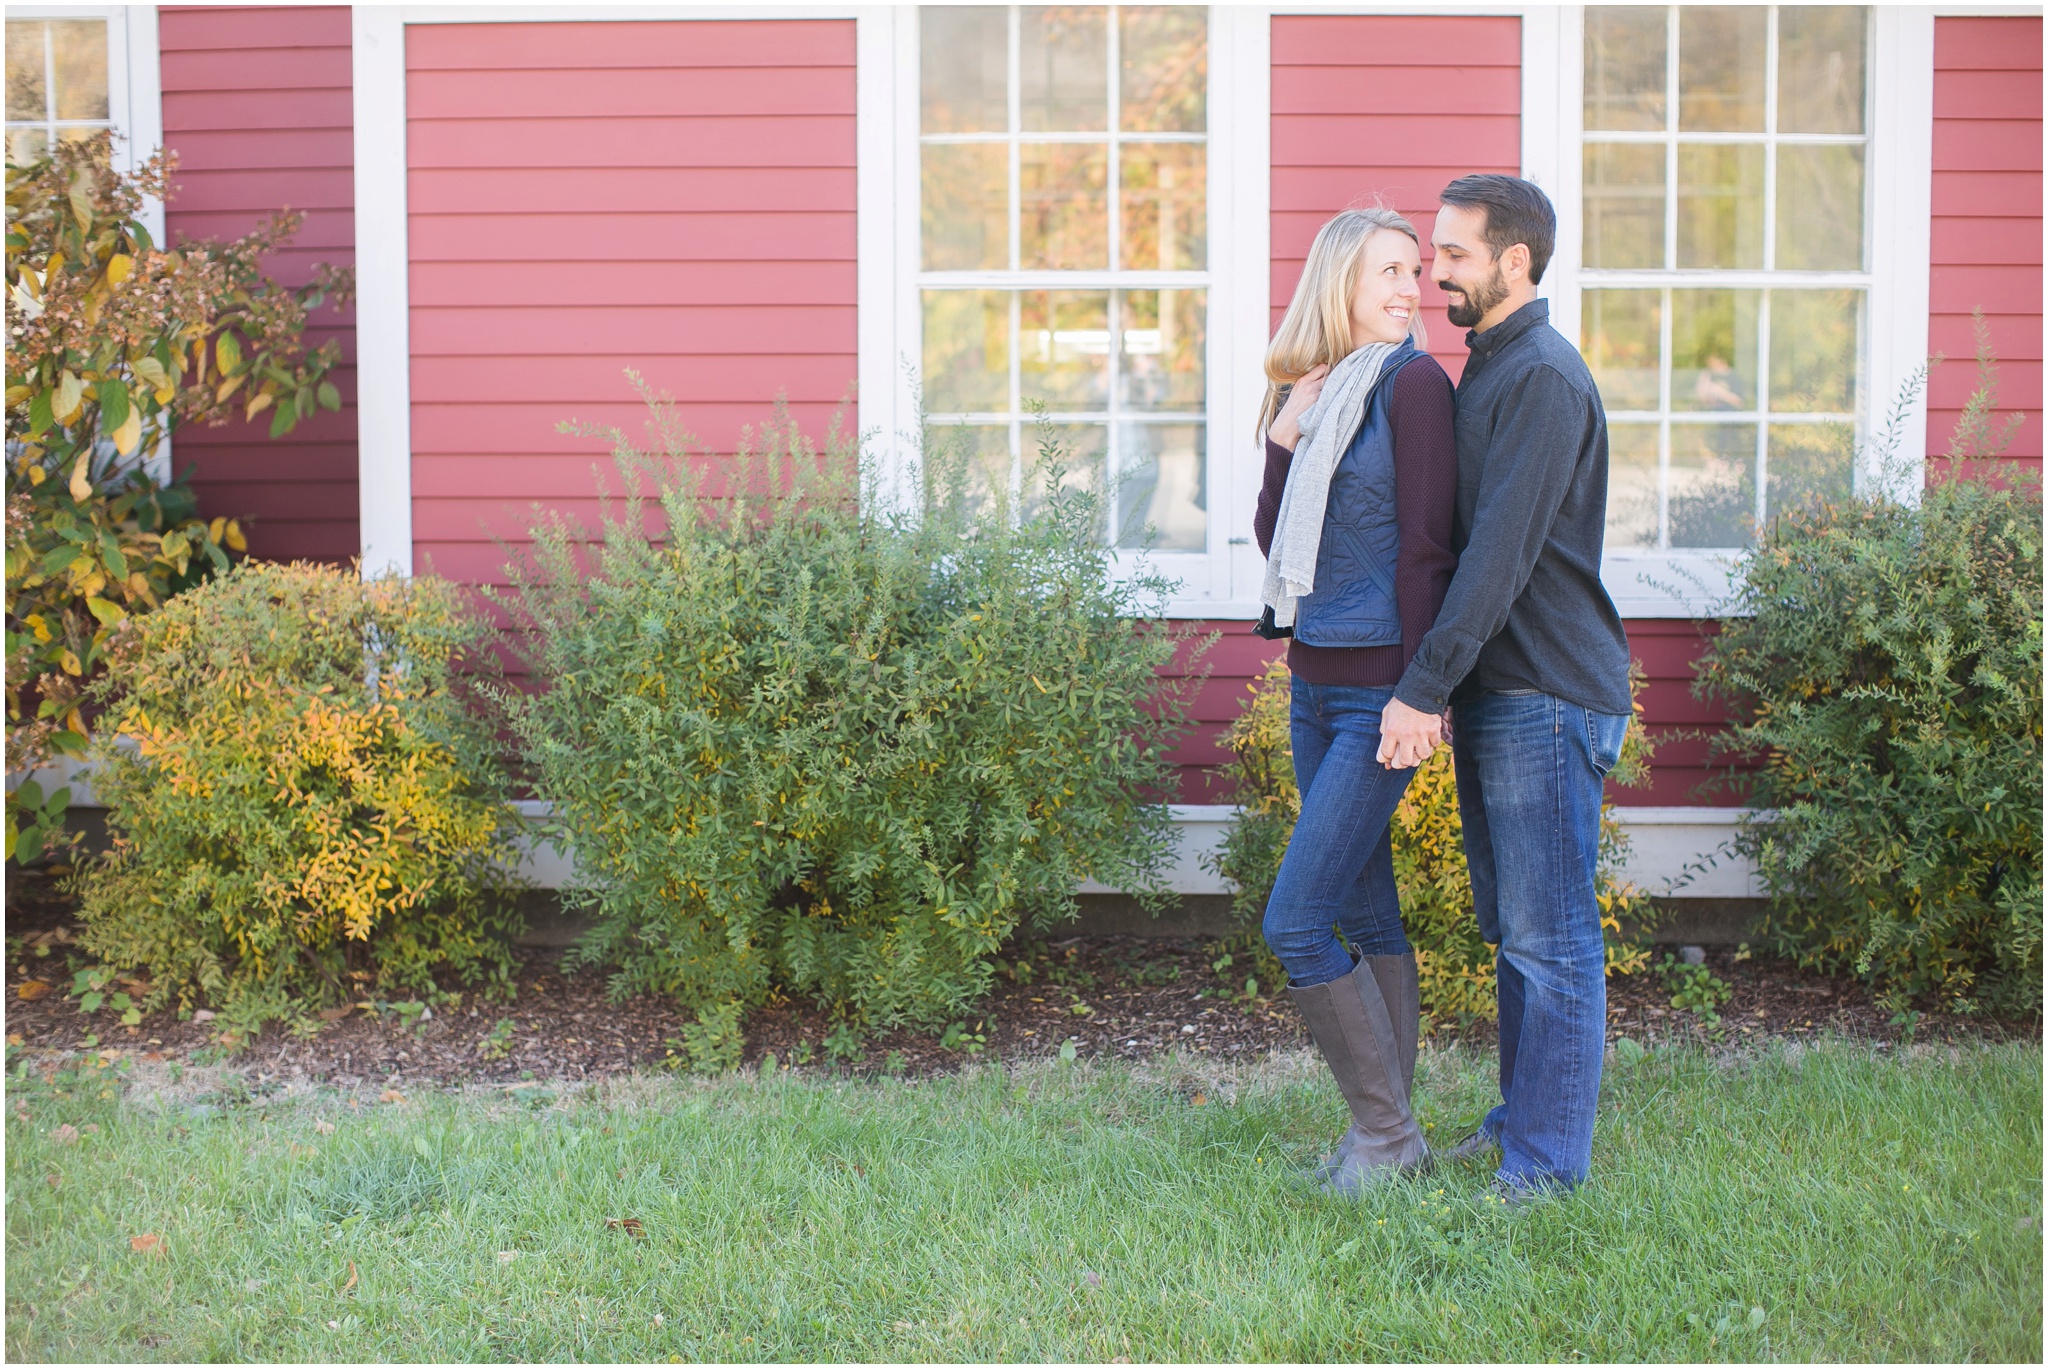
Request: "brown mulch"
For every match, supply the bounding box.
[4,869,2035,1087]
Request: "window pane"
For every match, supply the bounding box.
[929,423,1016,519]
[1678,6,1766,132]
[1120,288,1204,412]
[921,7,1009,134]
[1767,422,1854,520]
[6,22,47,123]
[1120,142,1206,271]
[1021,6,1106,133]
[1672,289,1760,412]
[1119,6,1205,133]
[1775,145,1864,271]
[1584,7,1667,132]
[1020,143,1108,269]
[1024,422,1109,539]
[1769,289,1860,413]
[1021,290,1110,410]
[1676,143,1763,268]
[922,143,1009,271]
[48,19,106,122]
[1583,143,1666,269]
[1582,289,1661,411]
[1606,423,1662,549]
[7,127,48,164]
[923,290,1010,414]
[1668,423,1757,548]
[1117,422,1205,550]
[1778,7,1866,135]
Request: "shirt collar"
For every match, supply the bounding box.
[1463,297,1550,362]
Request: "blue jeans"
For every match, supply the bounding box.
[1452,689,1629,1190]
[1261,682,1415,988]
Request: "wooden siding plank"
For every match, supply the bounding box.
[407,66,857,119]
[410,260,857,307]
[1927,16,2046,70]
[409,305,856,356]
[407,166,856,215]
[407,116,855,169]
[407,212,855,263]
[1272,15,1521,67]
[405,19,854,71]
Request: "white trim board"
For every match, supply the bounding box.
[352,6,414,578]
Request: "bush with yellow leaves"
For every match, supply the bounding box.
[71,561,524,1038]
[1210,657,1653,1019]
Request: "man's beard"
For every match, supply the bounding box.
[1443,261,1510,328]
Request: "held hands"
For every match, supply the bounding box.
[1376,696,1451,770]
[1268,363,1331,451]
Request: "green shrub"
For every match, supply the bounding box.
[500,390,1196,1032]
[1209,658,1654,1018]
[1694,337,2041,1015]
[72,561,524,1038]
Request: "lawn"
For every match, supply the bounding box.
[5,1038,2039,1362]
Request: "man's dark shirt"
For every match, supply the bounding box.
[1392,298,1633,717]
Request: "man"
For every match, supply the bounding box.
[1375,174,1633,1200]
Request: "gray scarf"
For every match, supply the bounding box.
[1260,340,1406,629]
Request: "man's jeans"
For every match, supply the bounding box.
[1452,689,1629,1189]
[1261,682,1415,988]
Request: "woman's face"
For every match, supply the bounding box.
[1350,230,1424,346]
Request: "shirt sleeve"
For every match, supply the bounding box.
[1387,361,1459,668]
[1393,364,1592,714]
[1253,435,1293,560]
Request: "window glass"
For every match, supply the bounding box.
[1581,6,1870,551]
[5,18,111,167]
[919,6,1209,554]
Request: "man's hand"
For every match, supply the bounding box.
[1377,696,1446,770]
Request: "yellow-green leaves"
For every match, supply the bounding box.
[67,453,93,502]
[214,330,243,377]
[104,251,133,286]
[52,370,84,424]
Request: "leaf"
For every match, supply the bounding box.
[27,388,52,435]
[68,453,92,503]
[215,331,242,377]
[129,1233,162,1255]
[413,1134,434,1162]
[317,381,341,412]
[59,649,83,677]
[97,375,130,433]
[379,1089,405,1104]
[604,1217,645,1238]
[111,407,143,456]
[245,392,273,421]
[85,595,125,626]
[223,520,247,553]
[50,1124,78,1145]
[16,981,53,1001]
[268,394,296,437]
[80,991,104,1013]
[105,253,133,287]
[341,1260,358,1292]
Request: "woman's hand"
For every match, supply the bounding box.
[1268,363,1330,451]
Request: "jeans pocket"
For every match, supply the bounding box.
[1587,710,1630,777]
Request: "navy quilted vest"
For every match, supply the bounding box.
[1293,343,1420,649]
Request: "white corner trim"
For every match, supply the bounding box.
[1867,5,1936,497]
[353,7,414,578]
[1216,3,1274,614]
[856,6,918,519]
[120,5,164,247]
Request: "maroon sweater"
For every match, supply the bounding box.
[1255,357,1459,687]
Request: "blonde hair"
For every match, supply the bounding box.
[1258,206,1428,441]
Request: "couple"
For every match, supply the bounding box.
[1254,175,1633,1203]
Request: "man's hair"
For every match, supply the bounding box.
[1438,174,1556,285]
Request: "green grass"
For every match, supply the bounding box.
[6,1039,2039,1362]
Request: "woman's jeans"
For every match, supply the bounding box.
[1452,689,1630,1190]
[1261,682,1416,988]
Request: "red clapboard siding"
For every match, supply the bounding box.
[405,19,858,588]
[159,5,358,564]
[1929,16,2043,480]
[1270,15,1521,386]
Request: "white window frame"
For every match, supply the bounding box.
[865,4,1270,617]
[1539,4,1934,618]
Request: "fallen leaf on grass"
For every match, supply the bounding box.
[50,1124,78,1145]
[317,1007,353,1022]
[17,980,53,1001]
[191,1010,215,1023]
[130,1233,162,1254]
[1189,1092,1207,1107]
[314,1120,335,1134]
[496,1251,519,1264]
[1082,1270,1103,1288]
[45,1172,60,1188]
[341,1260,358,1292]
[605,1217,645,1237]
[379,1089,405,1105]
[81,1122,98,1134]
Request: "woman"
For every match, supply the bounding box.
[1255,206,1457,1193]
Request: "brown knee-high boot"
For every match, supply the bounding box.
[1289,958,1429,1192]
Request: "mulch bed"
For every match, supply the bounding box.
[4,870,2035,1087]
